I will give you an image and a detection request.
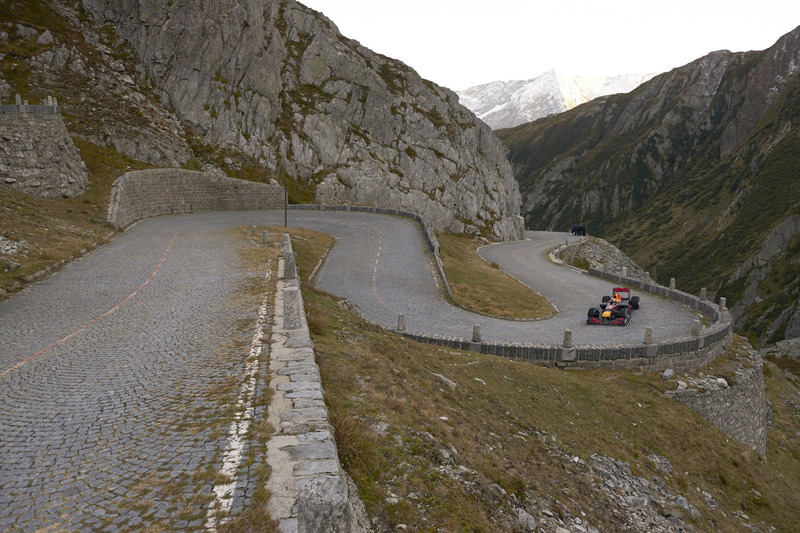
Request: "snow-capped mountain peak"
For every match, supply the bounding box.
[457,70,656,129]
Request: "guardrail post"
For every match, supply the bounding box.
[669,278,676,290]
[621,266,627,277]
[397,314,406,332]
[251,225,257,236]
[718,297,726,312]
[561,329,576,362]
[284,251,297,280]
[700,287,707,301]
[262,230,269,243]
[469,325,481,353]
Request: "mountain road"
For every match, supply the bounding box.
[0,209,701,531]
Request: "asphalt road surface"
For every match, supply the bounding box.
[0,209,700,531]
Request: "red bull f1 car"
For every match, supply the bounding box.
[587,287,640,325]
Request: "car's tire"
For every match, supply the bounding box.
[588,307,600,319]
[630,296,640,309]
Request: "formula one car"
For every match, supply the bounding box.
[587,287,640,325]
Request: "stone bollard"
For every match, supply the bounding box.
[472,325,481,343]
[561,329,576,362]
[283,285,302,330]
[15,93,21,106]
[691,320,701,337]
[284,251,297,280]
[669,278,676,290]
[700,287,707,301]
[644,327,653,344]
[262,230,269,243]
[719,297,727,312]
[251,225,257,236]
[397,314,406,332]
[562,329,573,348]
[346,201,351,212]
[297,476,352,533]
[621,266,627,277]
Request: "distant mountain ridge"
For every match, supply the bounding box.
[497,26,800,345]
[457,70,655,129]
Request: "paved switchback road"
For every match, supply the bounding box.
[0,210,699,531]
[300,216,700,346]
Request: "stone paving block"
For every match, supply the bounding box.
[293,460,340,476]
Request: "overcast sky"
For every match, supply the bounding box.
[299,0,800,90]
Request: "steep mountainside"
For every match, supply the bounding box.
[73,0,522,239]
[498,26,800,345]
[457,70,654,129]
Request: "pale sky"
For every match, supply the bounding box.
[299,0,800,90]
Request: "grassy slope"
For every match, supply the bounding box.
[437,233,554,319]
[292,231,800,533]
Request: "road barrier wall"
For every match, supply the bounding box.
[107,169,283,229]
[401,266,732,372]
[267,236,363,532]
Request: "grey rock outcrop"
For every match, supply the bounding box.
[79,0,522,239]
[4,14,192,168]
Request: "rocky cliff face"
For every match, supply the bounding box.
[498,26,800,344]
[78,0,522,239]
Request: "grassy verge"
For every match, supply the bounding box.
[283,228,800,532]
[0,138,153,295]
[437,233,554,319]
[217,228,281,532]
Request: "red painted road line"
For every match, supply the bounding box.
[0,230,180,379]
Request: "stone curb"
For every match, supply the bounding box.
[265,236,361,533]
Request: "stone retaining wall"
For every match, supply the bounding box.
[0,96,88,198]
[107,169,284,229]
[667,356,767,456]
[400,265,733,372]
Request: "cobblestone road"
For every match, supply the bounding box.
[0,213,277,532]
[0,210,701,531]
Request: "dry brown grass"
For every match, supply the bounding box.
[438,233,554,319]
[282,228,800,532]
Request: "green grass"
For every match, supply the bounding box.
[438,233,554,319]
